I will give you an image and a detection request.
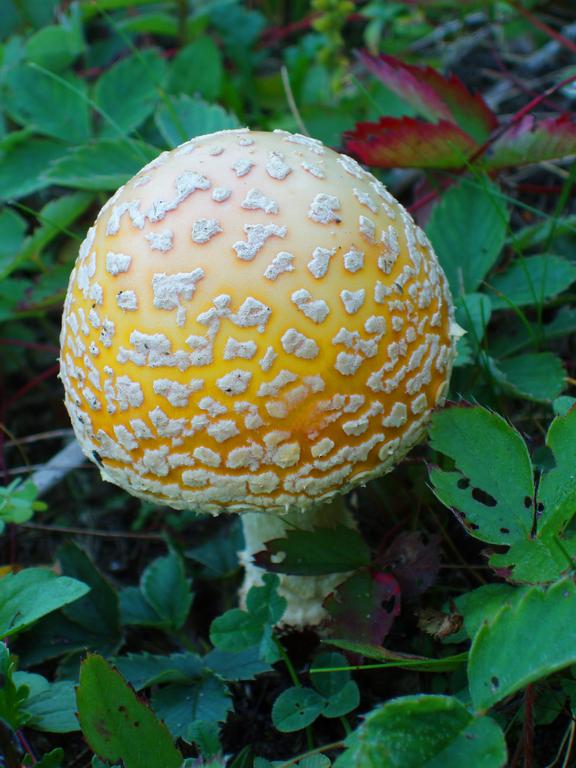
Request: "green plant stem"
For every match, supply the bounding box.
[176,0,188,46]
[274,637,300,688]
[340,715,352,735]
[273,636,314,751]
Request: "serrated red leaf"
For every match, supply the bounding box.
[345,116,479,169]
[378,531,442,598]
[358,52,497,142]
[324,571,401,645]
[485,114,576,169]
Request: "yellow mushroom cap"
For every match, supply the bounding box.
[60,128,455,514]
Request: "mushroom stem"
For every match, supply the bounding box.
[239,498,357,628]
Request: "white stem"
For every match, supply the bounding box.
[239,499,357,628]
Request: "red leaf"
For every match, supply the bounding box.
[345,116,479,169]
[324,570,401,645]
[486,114,576,169]
[358,52,497,142]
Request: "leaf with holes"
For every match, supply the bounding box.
[253,526,371,575]
[76,654,182,768]
[334,695,507,768]
[428,405,534,545]
[357,53,497,142]
[486,114,576,169]
[489,534,576,583]
[469,577,576,711]
[325,571,401,645]
[271,687,325,733]
[345,117,478,169]
[537,408,576,537]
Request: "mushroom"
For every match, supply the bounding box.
[59,128,456,627]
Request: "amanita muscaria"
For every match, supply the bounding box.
[60,128,456,626]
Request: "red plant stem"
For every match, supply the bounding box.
[515,184,564,194]
[5,363,59,410]
[0,338,59,354]
[16,730,36,764]
[523,684,535,768]
[261,12,319,44]
[508,0,576,55]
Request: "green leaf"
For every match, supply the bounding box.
[185,520,244,578]
[245,572,287,626]
[210,575,286,656]
[426,178,509,295]
[254,526,370,576]
[168,37,223,100]
[94,49,167,138]
[114,652,204,691]
[496,352,566,402]
[469,577,576,711]
[33,749,65,768]
[489,534,576,584]
[553,396,576,416]
[118,586,166,628]
[18,191,92,262]
[76,654,182,768]
[151,677,232,739]
[428,406,534,544]
[453,583,520,640]
[3,64,90,143]
[43,140,159,191]
[209,609,267,653]
[271,687,325,733]
[155,94,240,148]
[0,644,28,730]
[188,720,222,760]
[334,695,507,768]
[489,255,576,310]
[25,24,83,72]
[455,293,491,348]
[0,137,67,201]
[22,680,79,733]
[310,652,351,697]
[0,479,45,531]
[322,680,360,719]
[203,646,273,680]
[58,542,122,652]
[115,13,179,37]
[537,408,576,536]
[0,208,27,278]
[324,640,468,672]
[0,567,90,640]
[140,550,193,631]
